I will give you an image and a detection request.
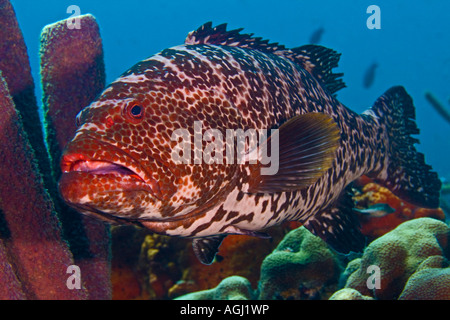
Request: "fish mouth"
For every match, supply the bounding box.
[62,156,143,180]
[60,140,163,200]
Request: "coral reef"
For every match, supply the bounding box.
[258,226,342,300]
[173,218,449,300]
[343,217,450,300]
[126,175,448,301]
[111,226,151,300]
[2,0,447,301]
[353,176,445,241]
[137,231,187,299]
[175,276,255,300]
[109,177,447,301]
[174,226,290,298]
[441,182,450,223]
[398,256,450,300]
[328,288,373,300]
[132,224,290,299]
[0,0,110,299]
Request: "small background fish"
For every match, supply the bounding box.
[363,62,378,89]
[425,91,450,125]
[309,27,325,44]
[354,203,395,218]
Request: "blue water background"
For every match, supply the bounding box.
[10,0,450,180]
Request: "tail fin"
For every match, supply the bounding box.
[366,86,441,208]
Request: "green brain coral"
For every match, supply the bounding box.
[174,276,255,300]
[344,217,450,299]
[398,255,450,300]
[258,226,342,300]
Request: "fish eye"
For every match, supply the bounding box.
[130,105,142,117]
[124,102,144,123]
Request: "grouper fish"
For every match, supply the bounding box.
[59,22,441,264]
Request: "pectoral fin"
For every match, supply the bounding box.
[248,112,340,193]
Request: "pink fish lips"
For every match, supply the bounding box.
[59,152,162,210]
[61,154,142,178]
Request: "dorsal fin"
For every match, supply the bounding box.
[186,22,346,95]
[185,21,286,53]
[283,45,346,95]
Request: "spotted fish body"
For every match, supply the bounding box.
[59,22,441,264]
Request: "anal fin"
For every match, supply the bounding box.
[192,235,226,265]
[303,188,366,254]
[192,227,271,264]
